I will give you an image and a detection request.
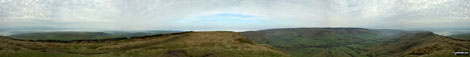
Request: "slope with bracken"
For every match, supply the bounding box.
[365,32,470,57]
[0,31,288,57]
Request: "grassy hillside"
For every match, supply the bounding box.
[450,33,470,40]
[240,28,470,57]
[240,28,390,57]
[3,28,469,57]
[0,31,289,57]
[366,32,470,57]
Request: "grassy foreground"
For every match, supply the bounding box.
[0,31,289,57]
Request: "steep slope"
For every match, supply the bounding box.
[0,31,288,57]
[240,28,389,57]
[366,32,470,57]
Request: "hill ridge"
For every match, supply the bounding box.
[0,31,194,43]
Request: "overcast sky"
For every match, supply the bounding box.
[1,0,470,33]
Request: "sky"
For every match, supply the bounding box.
[1,0,470,35]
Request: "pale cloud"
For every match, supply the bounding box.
[0,0,469,32]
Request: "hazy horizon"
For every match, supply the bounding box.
[1,0,470,35]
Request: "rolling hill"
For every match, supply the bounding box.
[450,33,470,40]
[240,28,387,57]
[8,32,114,41]
[7,30,184,41]
[366,32,470,57]
[0,31,288,57]
[1,28,469,57]
[240,28,470,57]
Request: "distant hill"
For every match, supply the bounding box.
[240,28,470,57]
[7,30,184,41]
[8,32,113,41]
[450,33,470,40]
[0,31,288,57]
